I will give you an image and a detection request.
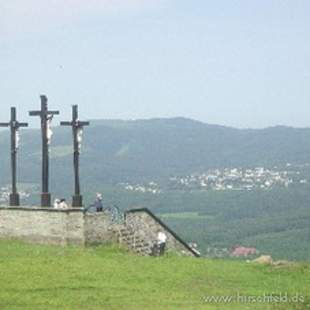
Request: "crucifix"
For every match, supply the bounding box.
[29,95,59,207]
[0,107,28,206]
[60,105,89,207]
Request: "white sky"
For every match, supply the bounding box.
[1,0,310,128]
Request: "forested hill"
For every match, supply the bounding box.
[1,117,310,187]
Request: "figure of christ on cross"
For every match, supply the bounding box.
[0,107,28,206]
[29,95,59,207]
[60,105,89,207]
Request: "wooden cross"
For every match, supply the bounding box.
[60,105,89,207]
[29,95,59,207]
[0,107,28,206]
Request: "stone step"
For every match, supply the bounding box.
[119,231,132,236]
[121,237,135,243]
[122,238,144,244]
[119,229,132,234]
[120,234,131,239]
[134,246,150,251]
[131,242,147,247]
[114,224,154,256]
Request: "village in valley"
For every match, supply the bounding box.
[0,186,30,204]
[121,181,162,194]
[120,163,309,194]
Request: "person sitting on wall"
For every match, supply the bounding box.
[53,199,61,209]
[157,230,167,256]
[59,198,69,209]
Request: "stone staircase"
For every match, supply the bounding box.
[109,224,153,256]
[105,208,200,257]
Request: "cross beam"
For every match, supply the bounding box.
[29,95,59,207]
[0,107,28,206]
[60,105,89,207]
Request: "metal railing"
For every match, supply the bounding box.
[102,204,124,224]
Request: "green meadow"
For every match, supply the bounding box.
[0,240,309,309]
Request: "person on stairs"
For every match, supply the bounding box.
[157,230,167,256]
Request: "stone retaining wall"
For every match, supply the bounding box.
[84,212,116,245]
[125,208,199,257]
[0,207,85,245]
[0,206,199,257]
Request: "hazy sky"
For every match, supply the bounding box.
[1,0,309,128]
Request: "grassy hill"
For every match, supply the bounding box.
[0,240,309,309]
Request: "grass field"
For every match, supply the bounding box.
[0,240,309,309]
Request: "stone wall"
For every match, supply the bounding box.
[125,208,199,257]
[109,223,153,256]
[0,207,85,245]
[0,207,199,257]
[84,213,116,245]
[0,207,118,246]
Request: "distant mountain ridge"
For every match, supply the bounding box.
[1,117,310,190]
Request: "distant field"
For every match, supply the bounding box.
[159,212,214,220]
[0,240,309,309]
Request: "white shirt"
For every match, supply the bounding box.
[59,201,69,209]
[53,200,60,209]
[157,232,167,244]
